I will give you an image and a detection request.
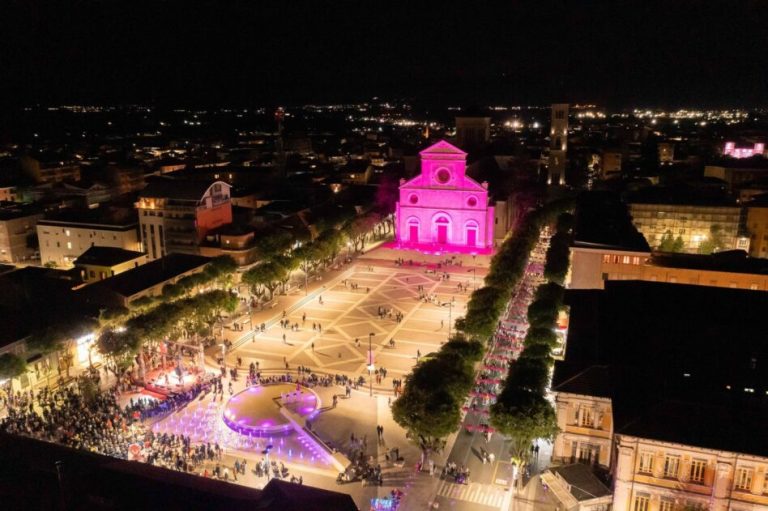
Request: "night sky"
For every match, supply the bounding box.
[1,0,767,108]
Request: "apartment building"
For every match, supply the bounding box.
[552,281,768,511]
[570,246,768,291]
[136,178,232,260]
[37,209,140,267]
[0,202,43,263]
[627,202,748,254]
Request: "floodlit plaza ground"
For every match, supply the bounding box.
[226,246,490,384]
[176,244,504,509]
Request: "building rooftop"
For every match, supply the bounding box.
[95,253,210,297]
[572,192,650,252]
[139,177,227,202]
[651,250,768,275]
[548,464,612,501]
[74,246,145,267]
[37,206,137,228]
[554,281,768,456]
[0,201,42,221]
[0,432,358,511]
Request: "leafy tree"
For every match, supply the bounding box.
[519,343,555,364]
[410,354,474,402]
[534,282,565,304]
[129,295,157,311]
[524,327,559,348]
[162,282,184,300]
[272,254,300,293]
[699,224,726,254]
[204,255,237,288]
[457,286,508,339]
[99,307,130,328]
[657,230,676,252]
[343,212,381,251]
[294,243,323,275]
[242,261,287,301]
[256,229,295,258]
[0,353,27,381]
[526,299,558,329]
[490,389,559,470]
[316,228,345,265]
[441,336,486,364]
[97,329,141,377]
[207,255,238,277]
[392,385,459,462]
[544,232,571,285]
[506,357,551,393]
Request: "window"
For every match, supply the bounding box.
[690,459,706,483]
[633,495,650,511]
[578,407,594,427]
[659,499,674,511]
[603,254,611,263]
[66,241,72,250]
[622,255,631,264]
[409,194,419,205]
[638,452,654,474]
[735,468,753,491]
[664,455,680,478]
[436,168,451,184]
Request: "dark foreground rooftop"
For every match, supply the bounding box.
[95,253,210,297]
[0,432,358,511]
[554,280,768,456]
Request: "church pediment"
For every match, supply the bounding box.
[419,140,467,157]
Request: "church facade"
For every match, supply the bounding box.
[395,140,494,254]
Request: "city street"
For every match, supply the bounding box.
[431,230,552,511]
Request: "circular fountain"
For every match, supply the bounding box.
[222,383,320,437]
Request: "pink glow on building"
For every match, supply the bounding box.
[395,140,495,254]
[724,141,765,159]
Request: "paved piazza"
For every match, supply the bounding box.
[230,248,489,383]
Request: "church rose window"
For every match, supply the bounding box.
[436,168,451,184]
[467,196,477,207]
[409,194,419,204]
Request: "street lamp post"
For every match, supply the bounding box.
[368,332,375,397]
[442,297,455,341]
[347,241,352,262]
[219,343,226,372]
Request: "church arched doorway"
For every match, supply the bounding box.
[407,217,420,243]
[465,220,479,247]
[433,215,451,244]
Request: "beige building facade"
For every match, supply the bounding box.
[628,203,747,254]
[570,246,768,291]
[553,391,614,468]
[37,219,140,268]
[614,435,768,511]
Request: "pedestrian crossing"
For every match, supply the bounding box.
[436,479,507,508]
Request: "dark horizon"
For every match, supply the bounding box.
[2,0,768,110]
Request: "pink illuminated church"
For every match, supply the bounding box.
[395,140,494,254]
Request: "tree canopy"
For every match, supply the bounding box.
[0,353,27,381]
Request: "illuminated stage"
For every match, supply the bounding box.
[222,384,320,437]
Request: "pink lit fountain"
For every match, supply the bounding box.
[222,383,320,437]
